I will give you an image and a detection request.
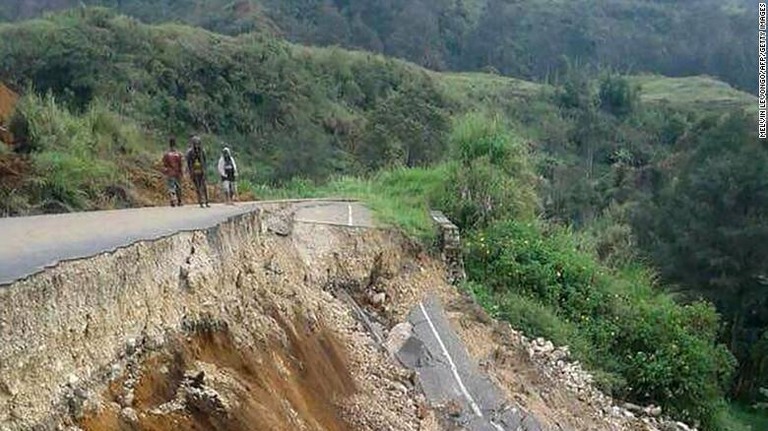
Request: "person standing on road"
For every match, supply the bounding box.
[217,147,238,205]
[162,136,184,207]
[186,135,210,208]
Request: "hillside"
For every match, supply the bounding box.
[0,8,754,216]
[631,75,758,113]
[0,8,756,217]
[0,0,757,92]
[0,5,766,431]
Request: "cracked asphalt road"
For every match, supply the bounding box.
[0,199,371,285]
[398,296,543,431]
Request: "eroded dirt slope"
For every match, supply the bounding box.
[0,206,438,430]
[80,320,356,431]
[1,204,692,431]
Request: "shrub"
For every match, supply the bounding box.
[434,113,538,230]
[464,219,735,428]
[598,73,639,118]
[9,93,147,212]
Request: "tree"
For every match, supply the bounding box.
[598,73,638,118]
[638,113,768,400]
[358,78,449,170]
[386,1,445,69]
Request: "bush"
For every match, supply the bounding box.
[434,113,538,230]
[464,219,735,428]
[598,73,639,118]
[8,93,147,212]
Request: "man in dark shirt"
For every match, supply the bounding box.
[162,137,184,207]
[186,135,210,208]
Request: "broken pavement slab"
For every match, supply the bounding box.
[397,295,543,431]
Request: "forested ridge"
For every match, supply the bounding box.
[0,0,758,92]
[0,3,765,431]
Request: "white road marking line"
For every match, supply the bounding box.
[347,203,353,226]
[418,301,507,430]
[418,301,483,417]
[491,420,506,431]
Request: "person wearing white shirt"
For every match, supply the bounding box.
[217,147,238,205]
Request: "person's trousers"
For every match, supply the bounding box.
[166,177,182,204]
[192,174,208,205]
[222,180,236,199]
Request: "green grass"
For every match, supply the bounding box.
[436,71,543,105]
[248,165,448,240]
[3,92,156,214]
[321,167,446,239]
[630,74,757,113]
[726,403,768,431]
[435,70,758,121]
[438,69,757,116]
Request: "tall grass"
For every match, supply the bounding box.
[248,166,448,240]
[725,403,768,431]
[8,93,151,212]
[323,167,447,239]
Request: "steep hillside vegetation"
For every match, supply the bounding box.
[0,0,757,92]
[0,8,765,430]
[268,112,762,431]
[0,8,452,179]
[0,8,755,216]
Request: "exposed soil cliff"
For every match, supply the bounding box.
[0,206,435,430]
[0,204,696,431]
[0,83,17,146]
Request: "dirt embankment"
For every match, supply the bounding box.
[0,206,434,430]
[0,84,17,123]
[0,83,18,146]
[81,319,355,431]
[0,204,685,431]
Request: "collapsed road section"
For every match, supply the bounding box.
[0,199,370,285]
[0,200,538,430]
[395,296,542,431]
[0,200,676,431]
